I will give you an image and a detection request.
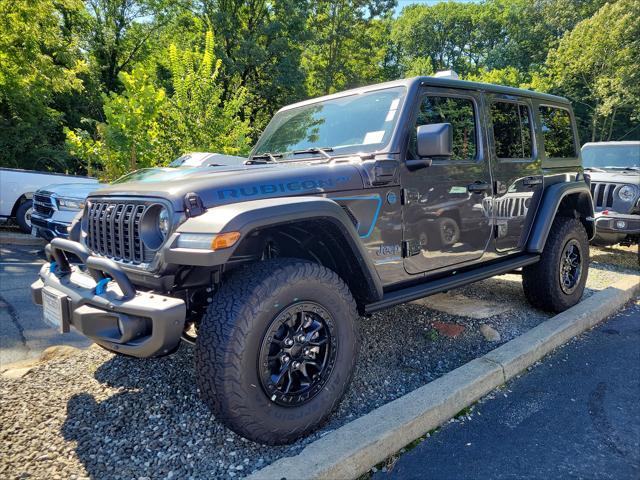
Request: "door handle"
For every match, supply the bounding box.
[467,181,491,193]
[523,176,543,186]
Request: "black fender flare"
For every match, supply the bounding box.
[165,196,383,301]
[527,181,594,253]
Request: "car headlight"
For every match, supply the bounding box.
[618,184,638,202]
[158,207,170,238]
[57,197,85,210]
[140,205,171,250]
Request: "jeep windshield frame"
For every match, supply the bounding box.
[251,86,407,161]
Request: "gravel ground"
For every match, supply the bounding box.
[1,245,638,479]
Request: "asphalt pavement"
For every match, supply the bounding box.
[375,301,640,480]
[0,242,90,366]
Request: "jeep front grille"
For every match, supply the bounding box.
[590,182,615,209]
[86,201,152,264]
[493,195,529,219]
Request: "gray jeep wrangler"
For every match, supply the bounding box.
[32,77,594,444]
[581,141,640,246]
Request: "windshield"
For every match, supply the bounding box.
[582,144,640,169]
[253,86,406,159]
[112,168,173,184]
[169,153,208,167]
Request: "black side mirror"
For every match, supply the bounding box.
[416,123,453,159]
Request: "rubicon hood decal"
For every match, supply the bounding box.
[217,176,351,200]
[90,162,365,210]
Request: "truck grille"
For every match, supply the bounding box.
[590,182,615,209]
[86,201,152,264]
[33,193,55,218]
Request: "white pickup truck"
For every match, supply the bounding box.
[0,168,98,233]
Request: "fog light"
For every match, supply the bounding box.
[615,220,626,229]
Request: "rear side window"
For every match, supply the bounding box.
[539,106,576,158]
[409,95,477,161]
[490,101,533,159]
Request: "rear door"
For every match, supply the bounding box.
[401,87,493,274]
[486,95,542,252]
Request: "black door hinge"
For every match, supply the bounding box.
[401,188,421,205]
[402,240,421,257]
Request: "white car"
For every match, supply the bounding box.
[0,168,98,233]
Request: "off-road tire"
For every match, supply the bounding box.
[195,258,358,445]
[16,200,33,233]
[436,216,460,247]
[523,217,589,312]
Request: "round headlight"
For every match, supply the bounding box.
[158,207,170,238]
[618,184,637,202]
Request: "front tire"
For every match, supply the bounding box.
[16,200,33,233]
[523,217,589,312]
[195,259,358,444]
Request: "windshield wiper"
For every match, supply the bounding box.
[584,166,606,172]
[292,147,334,160]
[603,166,640,171]
[247,152,283,164]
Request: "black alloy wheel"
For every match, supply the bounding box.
[559,239,582,294]
[258,302,337,406]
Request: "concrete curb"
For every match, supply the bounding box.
[247,275,639,480]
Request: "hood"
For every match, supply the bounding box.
[88,161,366,211]
[587,169,639,184]
[38,181,103,199]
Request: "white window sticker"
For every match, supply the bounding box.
[385,98,400,122]
[363,130,385,145]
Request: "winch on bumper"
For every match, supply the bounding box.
[30,238,186,357]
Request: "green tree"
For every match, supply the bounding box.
[303,0,396,96]
[198,0,310,132]
[85,0,181,93]
[538,0,640,142]
[0,0,87,170]
[67,29,250,179]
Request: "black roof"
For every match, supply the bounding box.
[281,76,569,112]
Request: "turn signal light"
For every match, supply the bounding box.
[211,231,241,250]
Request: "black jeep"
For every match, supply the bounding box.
[582,141,640,246]
[32,77,594,444]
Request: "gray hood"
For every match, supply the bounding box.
[587,169,639,184]
[88,162,366,211]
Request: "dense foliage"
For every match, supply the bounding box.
[0,0,637,179]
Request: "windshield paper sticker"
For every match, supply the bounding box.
[363,131,385,145]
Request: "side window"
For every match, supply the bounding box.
[408,95,477,161]
[490,101,533,159]
[539,106,576,158]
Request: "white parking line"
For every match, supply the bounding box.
[0,262,45,266]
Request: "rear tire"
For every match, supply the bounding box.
[16,200,33,233]
[523,217,589,312]
[195,259,358,444]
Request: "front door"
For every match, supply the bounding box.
[402,89,493,274]
[486,95,543,252]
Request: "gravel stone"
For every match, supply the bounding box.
[479,324,501,342]
[0,245,637,478]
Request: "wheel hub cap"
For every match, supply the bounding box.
[258,302,337,407]
[559,239,582,294]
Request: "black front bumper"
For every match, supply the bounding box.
[31,238,186,357]
[594,212,640,234]
[31,214,69,240]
